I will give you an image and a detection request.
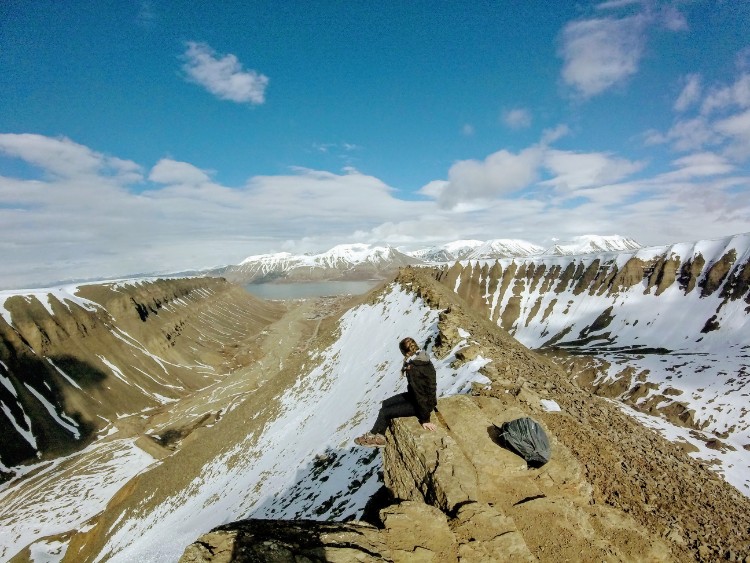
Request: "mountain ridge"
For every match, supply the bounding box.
[214,235,642,285]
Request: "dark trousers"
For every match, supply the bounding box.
[371,392,418,435]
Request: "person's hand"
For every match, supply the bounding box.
[422,422,437,431]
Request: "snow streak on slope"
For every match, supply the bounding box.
[0,439,155,561]
[407,240,485,262]
[95,283,490,562]
[0,277,273,469]
[0,285,101,325]
[238,244,411,272]
[542,234,641,255]
[465,239,545,260]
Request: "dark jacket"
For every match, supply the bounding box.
[403,350,437,423]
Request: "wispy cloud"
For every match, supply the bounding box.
[136,1,157,27]
[461,124,475,136]
[502,108,532,129]
[714,109,750,160]
[312,142,360,154]
[182,41,269,104]
[558,14,647,98]
[595,0,641,10]
[674,73,701,112]
[648,71,750,161]
[0,134,142,182]
[541,150,645,190]
[701,73,750,115]
[659,4,688,31]
[558,1,688,100]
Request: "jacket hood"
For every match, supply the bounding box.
[406,350,431,365]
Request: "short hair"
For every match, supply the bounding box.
[399,337,419,356]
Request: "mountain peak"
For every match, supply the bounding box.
[543,234,641,255]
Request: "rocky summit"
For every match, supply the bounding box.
[1,234,749,562]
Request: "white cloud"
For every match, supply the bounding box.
[502,108,532,129]
[559,2,688,100]
[0,133,142,182]
[674,74,701,112]
[701,73,750,115]
[312,142,360,155]
[558,15,648,98]
[659,4,688,31]
[737,47,750,71]
[714,109,750,160]
[461,124,475,136]
[658,116,720,152]
[542,150,645,190]
[540,124,571,144]
[647,72,750,162]
[182,41,269,104]
[595,0,641,10]
[149,159,211,185]
[427,146,544,209]
[656,152,735,181]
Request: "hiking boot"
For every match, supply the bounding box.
[354,432,386,448]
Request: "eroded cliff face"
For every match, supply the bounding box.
[0,277,285,470]
[179,269,750,563]
[437,235,750,347]
[431,234,750,487]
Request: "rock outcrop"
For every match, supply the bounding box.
[180,393,673,562]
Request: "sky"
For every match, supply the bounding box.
[1,0,749,288]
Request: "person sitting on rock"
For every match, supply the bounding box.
[354,336,438,447]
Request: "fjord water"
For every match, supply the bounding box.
[244,280,380,299]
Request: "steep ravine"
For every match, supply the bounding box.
[0,277,285,471]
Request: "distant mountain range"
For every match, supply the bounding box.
[215,235,642,284]
[215,243,421,284]
[541,234,642,255]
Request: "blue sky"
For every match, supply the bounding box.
[1,0,749,288]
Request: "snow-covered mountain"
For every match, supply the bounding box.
[542,234,641,255]
[406,240,485,262]
[405,235,641,264]
[217,235,640,284]
[464,238,545,260]
[219,243,420,284]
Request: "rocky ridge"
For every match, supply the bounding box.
[181,268,750,562]
[0,277,285,471]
